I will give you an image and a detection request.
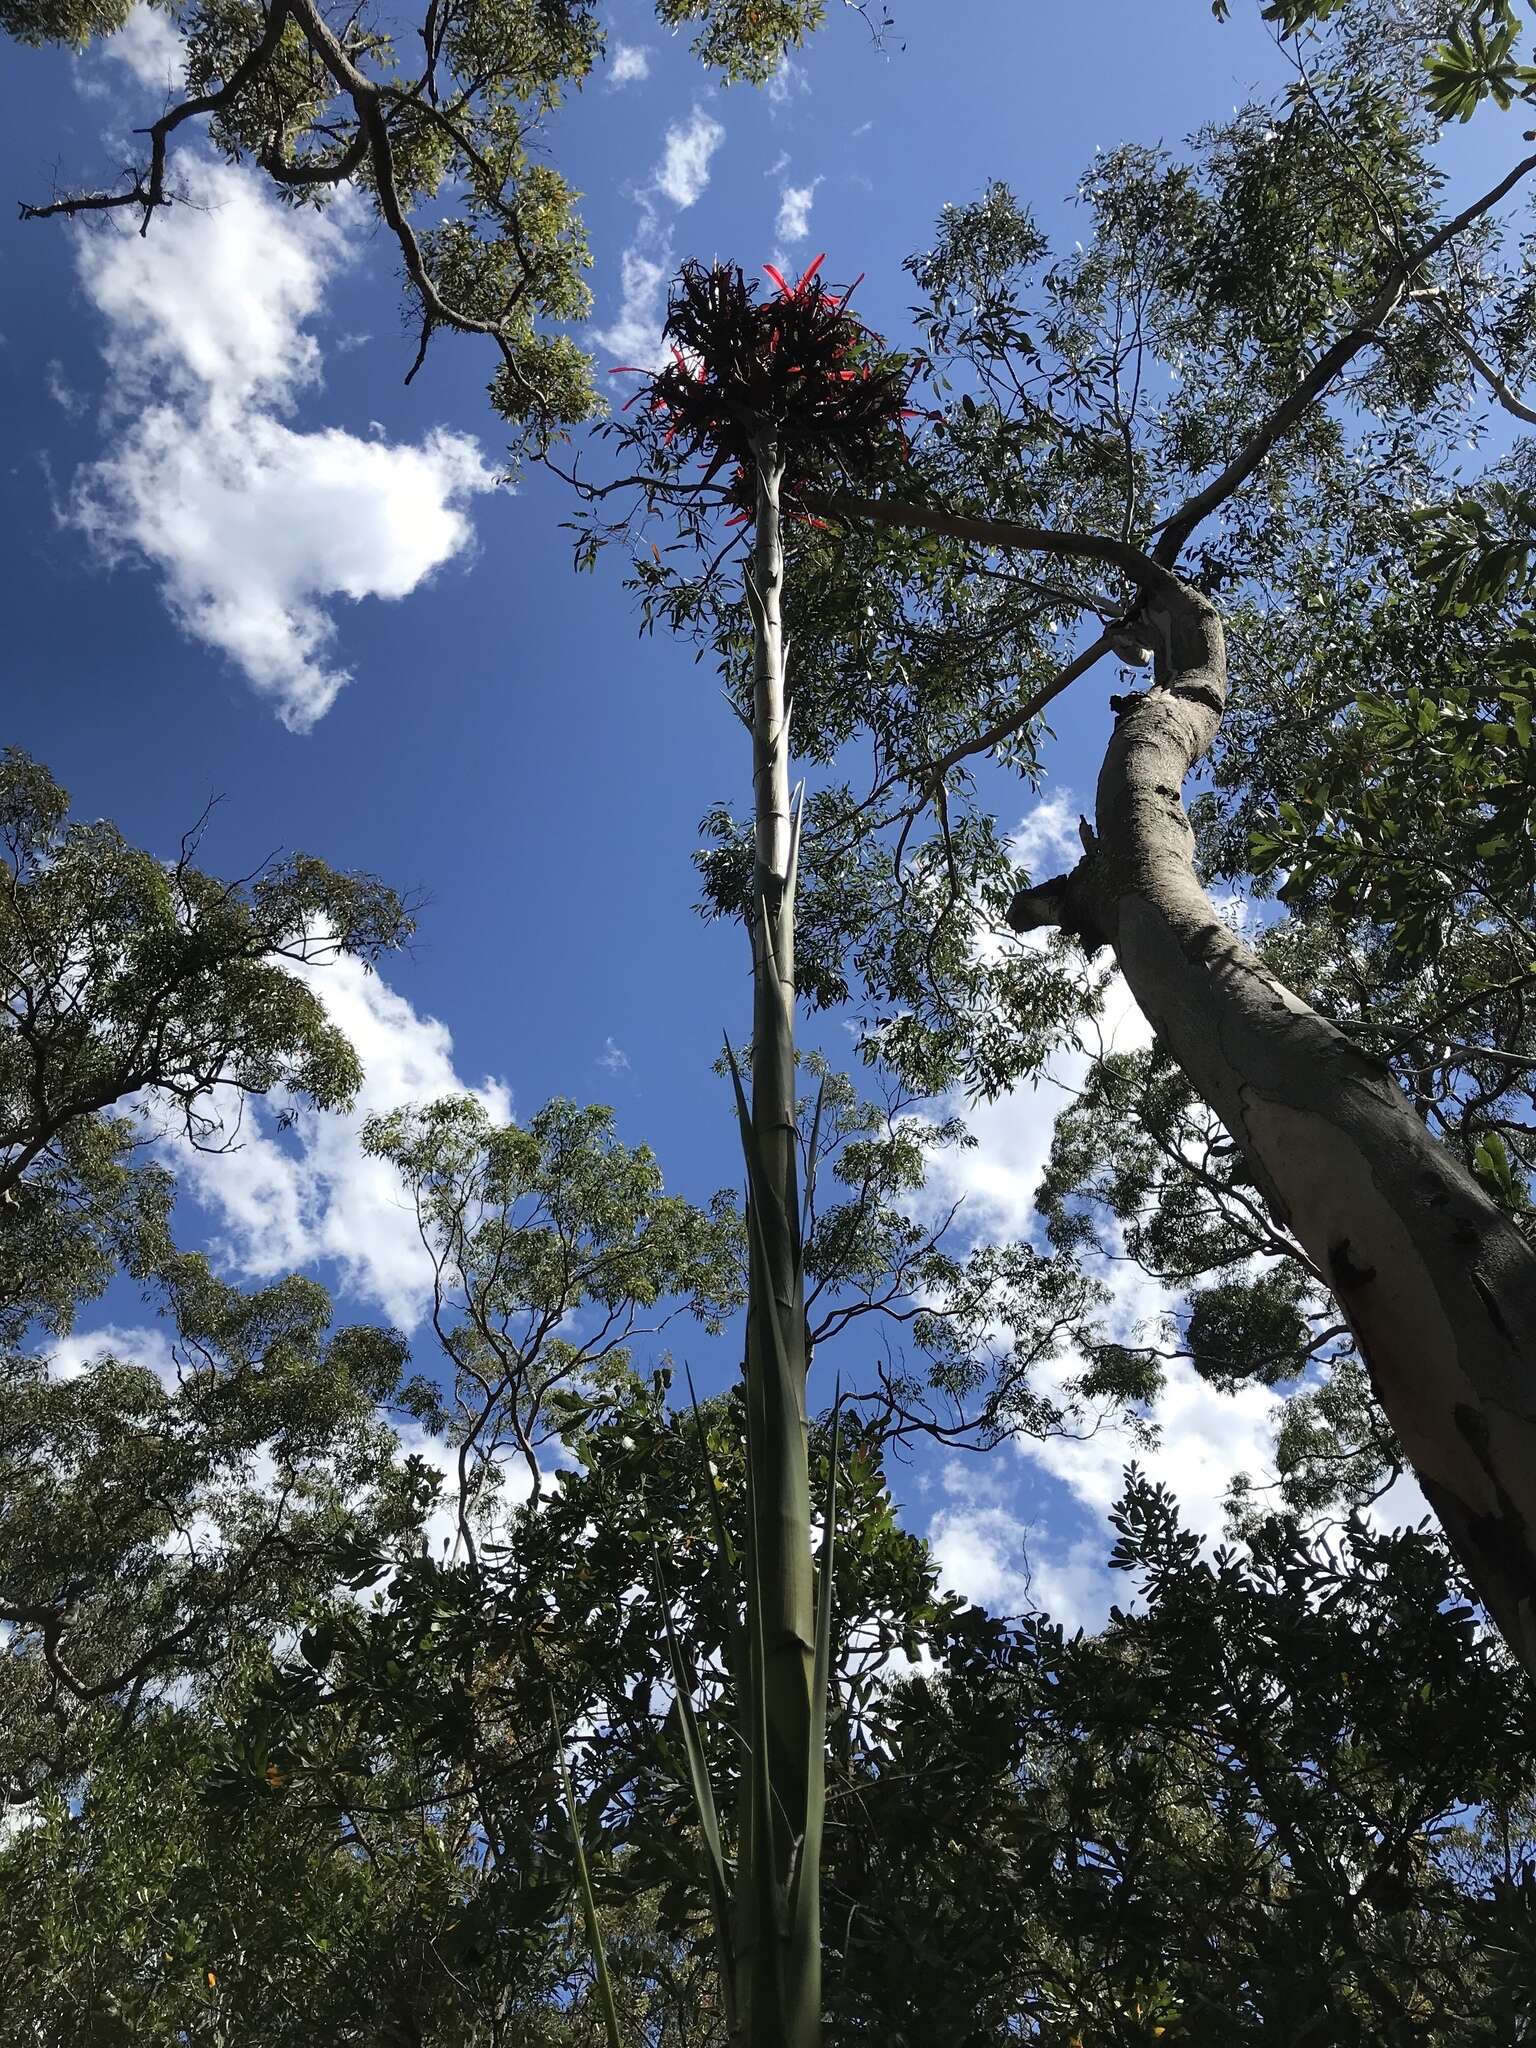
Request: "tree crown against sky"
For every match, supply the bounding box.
[8,0,887,453]
[7,0,1536,2038]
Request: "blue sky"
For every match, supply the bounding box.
[2,2,1512,1626]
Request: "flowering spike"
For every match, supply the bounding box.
[762,263,792,299]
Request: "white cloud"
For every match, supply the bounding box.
[102,1,186,90]
[608,41,651,86]
[927,1461,1115,1635]
[596,107,726,372]
[48,1323,178,1387]
[1010,787,1086,881]
[171,950,511,1330]
[597,1037,631,1074]
[66,160,497,730]
[775,178,821,245]
[655,106,725,209]
[45,360,85,418]
[767,54,807,105]
[929,1499,1034,1612]
[1032,1343,1286,1549]
[916,790,1283,1602]
[596,225,673,368]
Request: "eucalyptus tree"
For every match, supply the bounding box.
[10,1369,1534,2044]
[0,753,1122,2042]
[0,749,426,1784]
[827,1476,1536,2046]
[576,3,1536,1680]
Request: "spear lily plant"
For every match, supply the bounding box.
[601,259,912,2048]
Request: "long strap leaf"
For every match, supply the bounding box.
[802,1071,827,1240]
[550,1696,624,2048]
[652,1546,734,1988]
[789,1388,841,1943]
[742,1447,790,2040]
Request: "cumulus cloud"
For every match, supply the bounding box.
[66,160,497,730]
[1009,787,1087,882]
[608,41,651,87]
[48,1323,178,1386]
[171,950,510,1330]
[929,1498,1034,1612]
[655,106,725,209]
[775,178,821,245]
[596,235,673,368]
[927,1460,1115,1634]
[99,1,186,90]
[912,789,1297,1614]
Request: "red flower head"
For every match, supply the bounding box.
[608,257,913,525]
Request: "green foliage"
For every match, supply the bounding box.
[0,751,409,1345]
[8,0,848,447]
[816,1469,1536,2044]
[1187,1269,1314,1391]
[654,0,826,82]
[0,0,126,44]
[1224,0,1536,125]
[0,1255,421,1798]
[361,1093,743,1556]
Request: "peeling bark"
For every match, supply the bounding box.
[1011,584,1536,1678]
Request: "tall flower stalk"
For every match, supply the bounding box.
[610,258,909,2047]
[736,436,818,2042]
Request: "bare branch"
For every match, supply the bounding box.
[799,488,1181,600]
[923,632,1114,782]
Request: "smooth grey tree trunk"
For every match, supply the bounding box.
[1011,581,1536,1678]
[736,443,820,2044]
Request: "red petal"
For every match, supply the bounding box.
[763,263,792,298]
[794,254,826,297]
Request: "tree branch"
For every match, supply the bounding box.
[1151,150,1536,567]
[922,632,1114,781]
[19,0,292,234]
[798,489,1183,601]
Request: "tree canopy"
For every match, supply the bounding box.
[7,0,1536,2040]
